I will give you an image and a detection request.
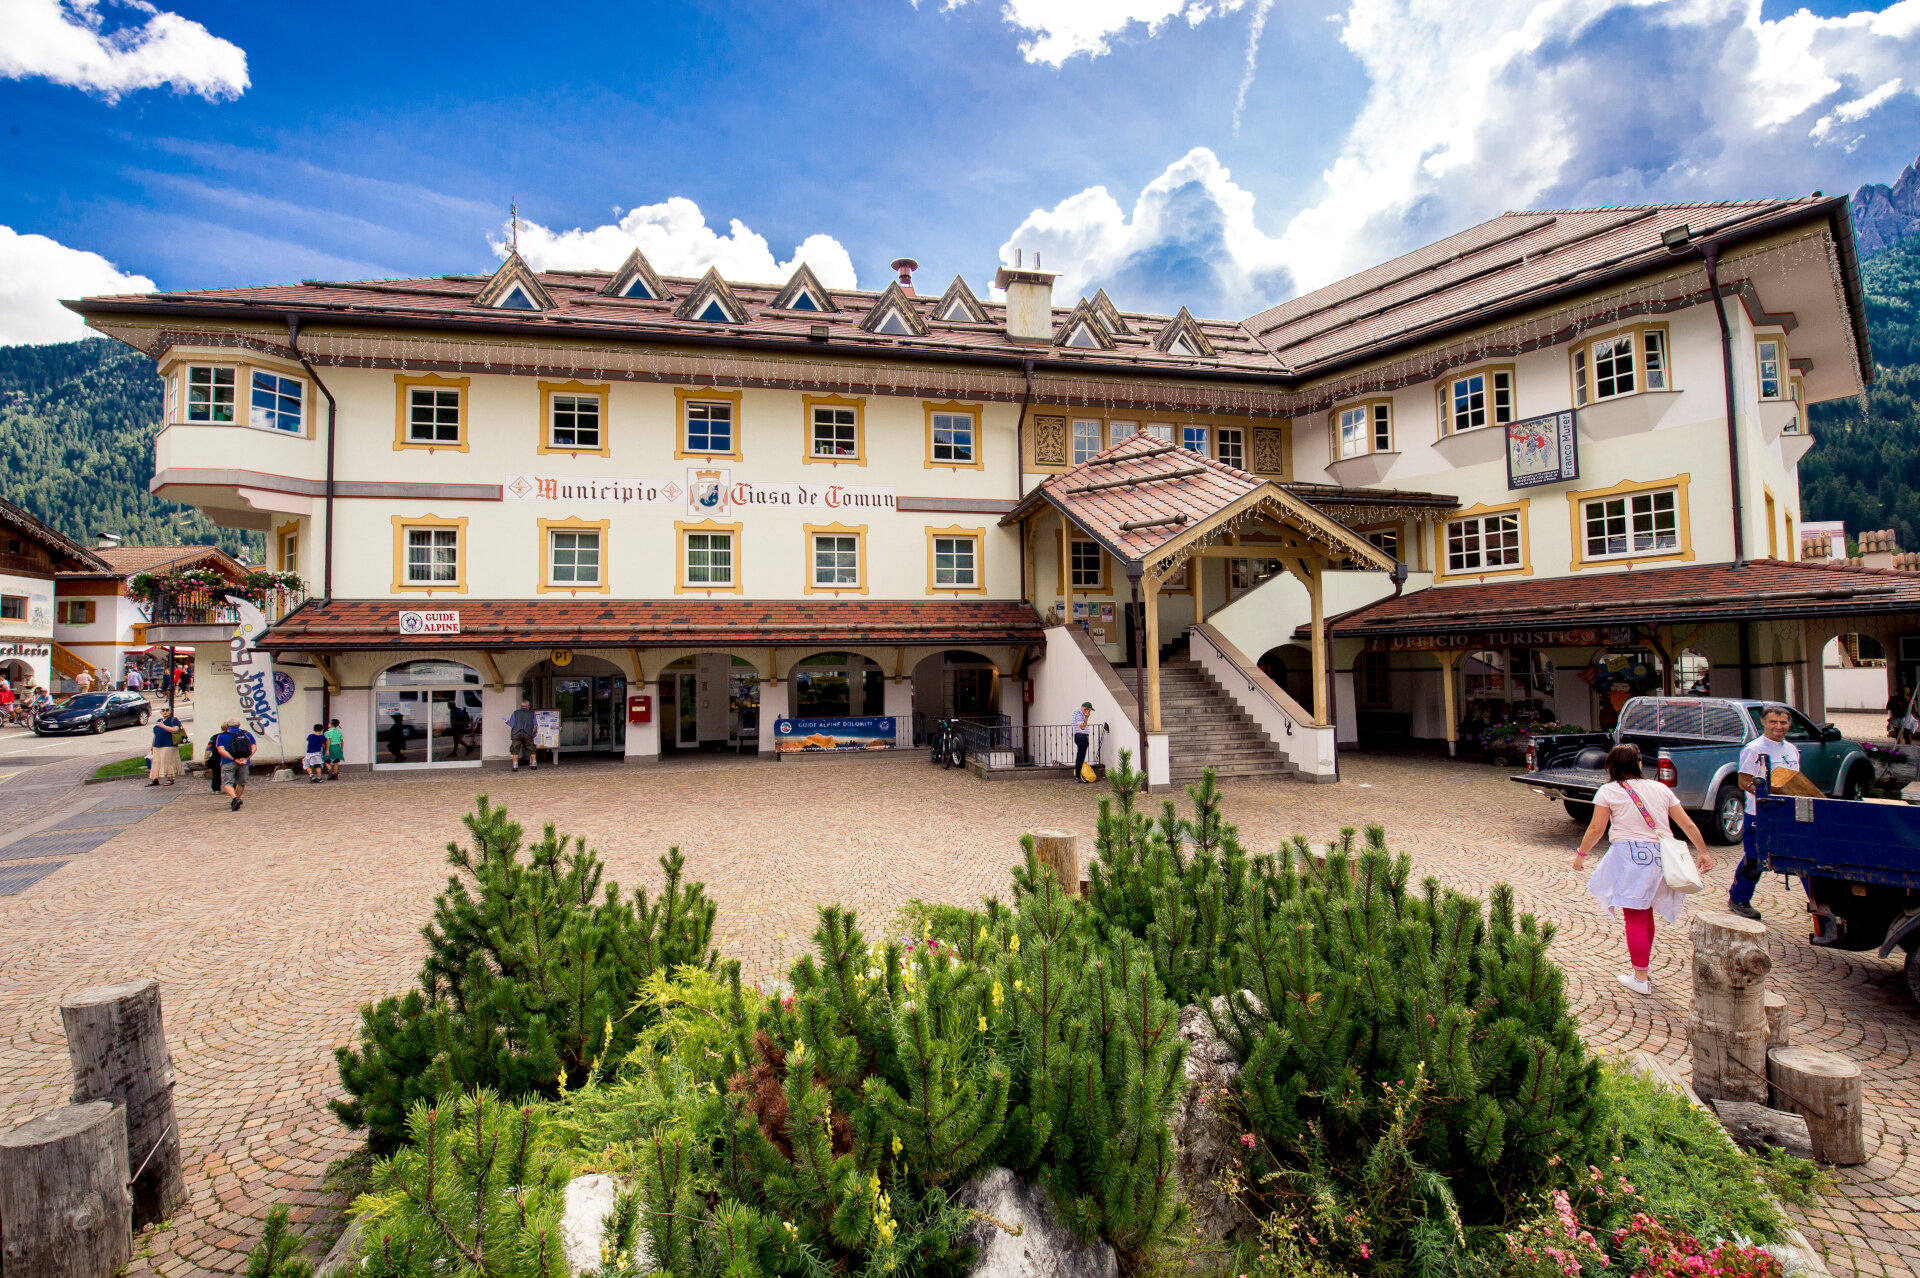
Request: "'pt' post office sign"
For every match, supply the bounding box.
[399,610,462,635]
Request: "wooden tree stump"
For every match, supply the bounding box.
[59,979,184,1229]
[1689,912,1772,1103]
[1032,830,1079,897]
[1763,990,1790,1051]
[0,1100,133,1278]
[1768,1046,1866,1165]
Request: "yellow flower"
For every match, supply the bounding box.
[1013,978,1023,992]
[1009,933,1020,953]
[892,1133,902,1156]
[792,1039,806,1062]
[991,980,1004,1011]
[978,1015,988,1033]
[979,925,989,942]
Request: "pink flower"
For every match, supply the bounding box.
[1239,1133,1256,1148]
[1360,1244,1370,1260]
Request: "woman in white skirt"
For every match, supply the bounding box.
[146,709,184,785]
[1572,743,1714,994]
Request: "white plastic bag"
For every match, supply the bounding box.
[1659,837,1705,894]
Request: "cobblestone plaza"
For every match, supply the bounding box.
[1,752,1914,1276]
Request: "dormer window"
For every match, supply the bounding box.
[695,298,732,323]
[932,275,989,324]
[937,294,974,321]
[1063,322,1102,349]
[497,285,537,310]
[789,292,820,312]
[474,253,554,311]
[873,307,914,336]
[1167,333,1201,357]
[620,276,656,300]
[675,266,748,325]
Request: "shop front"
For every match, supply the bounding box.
[522,655,627,755]
[373,659,486,768]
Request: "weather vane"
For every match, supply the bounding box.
[509,199,520,256]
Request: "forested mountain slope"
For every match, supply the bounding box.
[1803,233,1920,549]
[0,338,258,558]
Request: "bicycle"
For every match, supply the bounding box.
[928,718,965,770]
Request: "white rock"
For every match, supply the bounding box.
[956,1167,1117,1278]
[560,1172,639,1276]
[1173,996,1258,1248]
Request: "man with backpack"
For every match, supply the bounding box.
[214,717,256,811]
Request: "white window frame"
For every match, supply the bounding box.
[811,405,859,459]
[1756,338,1784,401]
[407,386,462,445]
[1574,326,1668,406]
[684,531,734,587]
[1181,425,1209,455]
[1072,418,1104,464]
[280,531,298,577]
[932,535,978,588]
[1144,422,1174,443]
[930,411,975,464]
[1582,487,1679,561]
[1442,368,1513,435]
[249,369,305,434]
[1216,426,1245,470]
[684,399,734,455]
[548,529,602,585]
[1332,400,1392,460]
[185,365,237,424]
[1445,512,1522,573]
[404,526,460,585]
[550,393,602,450]
[1069,539,1104,590]
[812,533,861,587]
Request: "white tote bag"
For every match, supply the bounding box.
[1625,780,1705,894]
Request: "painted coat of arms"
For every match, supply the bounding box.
[687,468,730,514]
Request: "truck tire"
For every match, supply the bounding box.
[1565,800,1593,824]
[1840,764,1872,801]
[1907,943,1920,1011]
[1704,783,1745,845]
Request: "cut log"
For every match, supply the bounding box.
[1689,912,1773,1103]
[1710,1099,1815,1161]
[59,979,184,1229]
[1768,1046,1866,1165]
[0,1100,133,1278]
[1031,831,1078,899]
[1763,990,1790,1051]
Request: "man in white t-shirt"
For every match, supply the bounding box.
[1730,704,1799,920]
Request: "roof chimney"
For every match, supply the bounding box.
[890,257,918,295]
[95,532,121,549]
[994,250,1056,344]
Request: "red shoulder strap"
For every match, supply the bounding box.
[1622,780,1659,829]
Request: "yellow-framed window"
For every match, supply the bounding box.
[1442,506,1525,576]
[676,521,742,594]
[395,374,471,451]
[1216,426,1246,470]
[924,401,984,469]
[1439,366,1514,435]
[182,364,239,423]
[804,394,865,464]
[1330,399,1392,460]
[927,526,986,594]
[57,599,96,626]
[391,515,468,593]
[539,380,609,455]
[540,517,610,593]
[1571,325,1668,407]
[674,388,744,461]
[806,524,868,594]
[1069,538,1105,590]
[1565,474,1693,571]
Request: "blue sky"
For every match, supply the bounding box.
[5,0,1920,343]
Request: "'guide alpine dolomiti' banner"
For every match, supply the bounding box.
[503,469,895,516]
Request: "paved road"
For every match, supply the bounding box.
[0,749,1912,1276]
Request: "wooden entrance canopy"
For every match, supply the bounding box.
[1002,432,1399,733]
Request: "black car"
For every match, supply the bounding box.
[34,691,151,736]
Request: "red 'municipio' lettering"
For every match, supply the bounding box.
[536,478,557,500]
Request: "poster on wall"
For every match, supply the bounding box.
[1505,410,1578,489]
[534,710,561,750]
[227,596,281,743]
[1072,601,1117,645]
[773,717,896,752]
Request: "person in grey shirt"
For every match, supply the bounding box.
[508,699,538,771]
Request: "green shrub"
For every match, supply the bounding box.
[333,797,719,1155]
[245,1204,314,1278]
[1085,765,1613,1276]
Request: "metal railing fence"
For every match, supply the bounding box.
[955,720,1108,770]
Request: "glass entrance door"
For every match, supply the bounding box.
[677,672,699,746]
[376,691,430,765]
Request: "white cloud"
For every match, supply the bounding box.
[501,197,859,289]
[937,0,1254,66]
[0,0,248,102]
[1007,0,1920,317]
[0,226,154,345]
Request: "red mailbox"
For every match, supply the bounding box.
[627,694,652,724]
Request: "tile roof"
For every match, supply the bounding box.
[1310,558,1920,639]
[1245,198,1832,373]
[76,545,248,578]
[257,598,1046,653]
[70,265,1284,376]
[1004,432,1397,571]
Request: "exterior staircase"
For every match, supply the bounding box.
[1156,657,1298,784]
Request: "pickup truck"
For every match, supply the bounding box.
[1512,696,1873,844]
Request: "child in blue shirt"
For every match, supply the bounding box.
[305,724,328,783]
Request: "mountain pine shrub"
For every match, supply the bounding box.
[334,797,718,1154]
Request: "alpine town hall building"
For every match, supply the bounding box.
[71,195,1887,789]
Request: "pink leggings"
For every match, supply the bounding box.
[1622,908,1655,970]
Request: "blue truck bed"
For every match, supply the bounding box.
[1752,794,1920,892]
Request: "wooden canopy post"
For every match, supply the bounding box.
[0,1100,133,1278]
[60,978,184,1229]
[1063,518,1076,633]
[1304,556,1328,727]
[1023,516,1037,610]
[1144,573,1162,732]
[1440,649,1462,757]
